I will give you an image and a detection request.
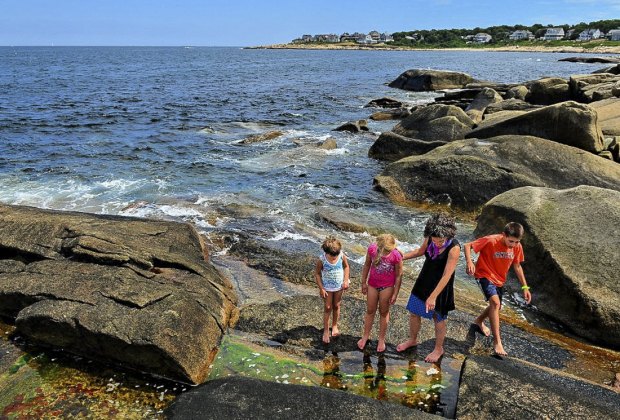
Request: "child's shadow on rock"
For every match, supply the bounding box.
[270,326,359,358]
[464,323,494,354]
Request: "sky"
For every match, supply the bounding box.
[1,0,618,46]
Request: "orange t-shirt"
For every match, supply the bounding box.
[472,234,524,286]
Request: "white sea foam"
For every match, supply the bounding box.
[195,219,216,229]
[267,230,316,242]
[324,148,349,155]
[353,255,366,265]
[119,204,154,218]
[0,179,104,211]
[158,205,203,218]
[98,178,142,190]
[120,202,209,222]
[284,129,308,137]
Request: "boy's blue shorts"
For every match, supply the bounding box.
[406,294,448,322]
[478,278,504,303]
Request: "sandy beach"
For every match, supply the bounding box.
[250,43,620,54]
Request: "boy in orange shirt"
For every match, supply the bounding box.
[464,222,532,356]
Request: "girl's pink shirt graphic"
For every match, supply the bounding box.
[367,243,403,288]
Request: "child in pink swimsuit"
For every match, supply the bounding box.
[358,234,403,353]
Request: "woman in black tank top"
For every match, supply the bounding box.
[396,214,460,364]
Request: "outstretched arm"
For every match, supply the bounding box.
[425,245,460,312]
[401,237,429,261]
[513,262,531,304]
[464,242,476,276]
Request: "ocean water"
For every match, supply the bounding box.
[0,46,605,247]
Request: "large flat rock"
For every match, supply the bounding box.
[457,355,620,419]
[0,204,237,384]
[165,375,437,419]
[389,69,476,91]
[374,135,620,211]
[466,101,604,153]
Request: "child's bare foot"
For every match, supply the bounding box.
[424,348,444,363]
[493,343,507,357]
[331,326,340,337]
[475,321,490,336]
[322,331,330,344]
[396,339,418,352]
[377,340,386,353]
[357,337,368,350]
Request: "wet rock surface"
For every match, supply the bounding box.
[559,56,620,64]
[165,375,437,419]
[238,130,284,145]
[457,355,620,419]
[209,291,620,418]
[334,119,369,132]
[317,208,381,235]
[365,97,407,108]
[473,186,620,349]
[235,295,572,370]
[225,232,322,286]
[0,204,237,384]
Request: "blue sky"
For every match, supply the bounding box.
[1,0,618,46]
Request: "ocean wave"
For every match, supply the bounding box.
[120,202,208,220]
[324,148,349,155]
[267,230,317,242]
[99,178,143,190]
[0,178,100,210]
[200,121,286,135]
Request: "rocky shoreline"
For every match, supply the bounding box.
[1,59,620,418]
[249,43,620,54]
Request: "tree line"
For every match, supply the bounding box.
[391,19,620,47]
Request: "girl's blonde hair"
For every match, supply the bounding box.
[373,234,396,266]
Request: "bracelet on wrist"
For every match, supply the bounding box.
[521,285,530,290]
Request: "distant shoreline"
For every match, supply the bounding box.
[248,43,620,54]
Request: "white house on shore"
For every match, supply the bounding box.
[608,29,620,41]
[579,29,602,41]
[544,27,565,41]
[380,32,394,42]
[357,34,375,44]
[509,30,535,40]
[473,33,492,43]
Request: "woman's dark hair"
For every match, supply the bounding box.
[423,213,457,239]
[504,222,524,239]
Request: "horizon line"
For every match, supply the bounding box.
[0,45,248,48]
